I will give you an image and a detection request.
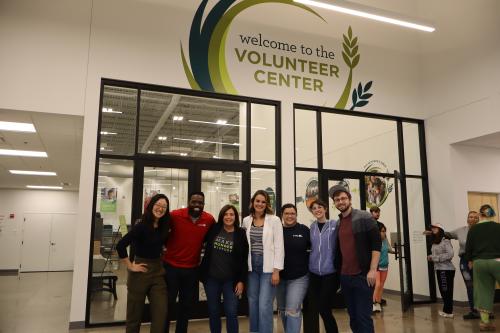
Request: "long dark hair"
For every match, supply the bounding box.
[249,190,273,217]
[217,204,240,228]
[142,193,170,240]
[432,227,445,244]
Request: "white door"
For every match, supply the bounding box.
[48,213,76,271]
[20,213,51,272]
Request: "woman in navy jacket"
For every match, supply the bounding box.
[200,204,249,333]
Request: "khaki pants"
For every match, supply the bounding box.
[126,257,168,333]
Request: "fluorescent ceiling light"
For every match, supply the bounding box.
[100,131,117,135]
[173,116,184,121]
[216,120,227,125]
[102,107,122,114]
[0,121,36,133]
[174,137,240,147]
[180,153,188,156]
[294,0,435,32]
[10,170,56,176]
[158,136,167,140]
[26,185,63,190]
[0,149,47,157]
[147,150,156,154]
[188,119,266,130]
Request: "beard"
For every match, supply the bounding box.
[336,202,351,213]
[189,207,201,218]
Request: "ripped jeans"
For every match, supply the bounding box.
[276,274,309,333]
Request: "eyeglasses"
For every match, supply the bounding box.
[333,197,349,203]
[154,203,168,210]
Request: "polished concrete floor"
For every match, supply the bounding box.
[1,271,497,333]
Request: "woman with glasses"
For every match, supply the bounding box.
[116,194,170,333]
[277,203,310,333]
[243,190,284,333]
[199,205,249,333]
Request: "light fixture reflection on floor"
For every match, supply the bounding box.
[294,0,435,32]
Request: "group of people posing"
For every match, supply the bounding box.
[423,205,500,331]
[116,184,383,333]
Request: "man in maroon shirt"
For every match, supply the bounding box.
[330,185,381,333]
[163,192,215,333]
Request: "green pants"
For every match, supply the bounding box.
[126,257,168,333]
[473,258,500,313]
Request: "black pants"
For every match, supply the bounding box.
[309,272,339,333]
[164,263,199,333]
[436,270,455,314]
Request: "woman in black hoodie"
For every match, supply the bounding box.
[200,204,249,333]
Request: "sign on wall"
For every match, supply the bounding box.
[180,0,374,110]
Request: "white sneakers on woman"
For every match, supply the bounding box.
[438,311,454,318]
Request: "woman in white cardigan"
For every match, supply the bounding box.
[243,190,284,333]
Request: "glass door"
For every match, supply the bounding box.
[394,171,412,312]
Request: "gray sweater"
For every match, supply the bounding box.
[431,239,455,271]
[445,226,469,256]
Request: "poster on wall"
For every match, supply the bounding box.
[364,160,393,209]
[100,188,117,212]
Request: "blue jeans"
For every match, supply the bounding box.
[459,255,475,311]
[204,277,239,333]
[276,274,309,333]
[340,274,374,333]
[247,254,276,333]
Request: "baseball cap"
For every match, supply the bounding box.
[430,223,444,230]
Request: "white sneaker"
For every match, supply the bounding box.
[373,303,381,313]
[438,311,454,318]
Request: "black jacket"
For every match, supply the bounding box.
[335,208,381,275]
[199,223,249,286]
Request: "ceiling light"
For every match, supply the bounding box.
[26,185,63,190]
[100,131,117,135]
[0,121,36,133]
[216,120,227,125]
[158,136,167,140]
[213,155,220,159]
[195,139,204,144]
[174,137,238,147]
[0,149,47,157]
[147,150,156,154]
[9,170,56,176]
[100,147,113,152]
[188,119,266,130]
[294,0,435,32]
[102,107,122,114]
[173,116,184,121]
[180,153,188,156]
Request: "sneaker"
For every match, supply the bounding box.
[373,303,382,313]
[381,298,387,306]
[479,322,496,331]
[463,311,481,320]
[439,311,454,318]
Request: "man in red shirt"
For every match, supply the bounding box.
[163,192,215,333]
[331,184,381,333]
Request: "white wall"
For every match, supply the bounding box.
[0,189,78,270]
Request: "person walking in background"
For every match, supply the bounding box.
[465,204,500,331]
[308,199,339,333]
[372,223,395,313]
[116,194,170,333]
[330,184,381,333]
[426,223,455,318]
[163,192,215,333]
[277,203,310,333]
[243,190,284,333]
[199,205,249,333]
[424,211,480,319]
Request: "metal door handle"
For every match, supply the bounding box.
[51,242,56,246]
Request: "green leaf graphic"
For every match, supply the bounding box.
[352,54,360,68]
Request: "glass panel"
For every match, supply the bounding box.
[251,168,276,213]
[403,122,422,176]
[295,109,317,168]
[251,104,275,166]
[100,86,138,156]
[295,171,318,227]
[139,91,246,160]
[406,178,431,300]
[90,158,133,323]
[322,113,398,172]
[201,170,242,217]
[143,167,189,212]
[328,178,361,217]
